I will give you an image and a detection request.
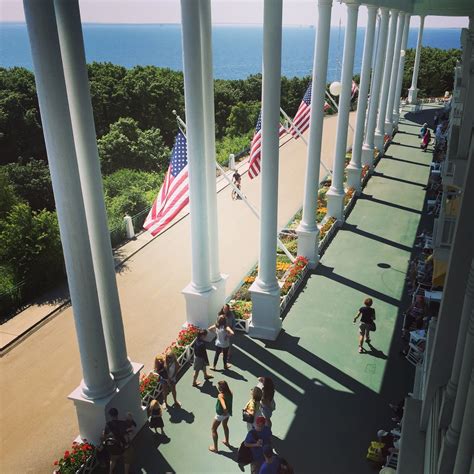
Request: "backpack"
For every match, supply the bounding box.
[103,423,126,456]
[237,430,257,465]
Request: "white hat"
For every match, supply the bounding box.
[377,430,389,438]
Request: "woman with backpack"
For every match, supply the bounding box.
[243,386,263,431]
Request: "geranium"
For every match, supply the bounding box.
[176,324,199,347]
[53,441,95,474]
[139,372,159,399]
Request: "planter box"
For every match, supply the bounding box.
[318,219,339,255]
[234,317,251,333]
[279,264,310,314]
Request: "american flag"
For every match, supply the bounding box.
[248,111,286,179]
[290,82,330,139]
[143,131,189,236]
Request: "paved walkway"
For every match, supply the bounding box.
[0,113,356,473]
[115,109,434,473]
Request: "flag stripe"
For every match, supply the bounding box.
[143,131,190,236]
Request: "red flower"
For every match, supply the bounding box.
[53,461,58,466]
[64,450,70,458]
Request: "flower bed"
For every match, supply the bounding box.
[53,441,96,474]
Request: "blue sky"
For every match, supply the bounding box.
[0,0,469,28]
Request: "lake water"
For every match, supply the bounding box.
[0,23,463,81]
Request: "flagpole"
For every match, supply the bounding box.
[280,107,332,176]
[174,112,295,263]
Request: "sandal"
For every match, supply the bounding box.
[192,382,201,387]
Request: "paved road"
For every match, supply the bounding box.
[0,112,355,473]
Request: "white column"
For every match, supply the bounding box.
[326,1,359,220]
[296,0,332,267]
[181,0,214,328]
[453,367,474,474]
[23,0,115,402]
[437,259,474,473]
[347,5,377,191]
[374,9,398,153]
[408,16,425,104]
[362,8,389,166]
[54,0,133,381]
[393,14,411,127]
[385,10,405,135]
[199,0,227,319]
[249,0,283,341]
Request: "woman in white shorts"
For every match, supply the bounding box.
[209,380,233,453]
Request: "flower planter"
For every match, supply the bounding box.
[234,317,251,333]
[318,218,338,254]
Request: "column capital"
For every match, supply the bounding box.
[379,7,389,15]
[318,0,333,6]
[365,4,378,12]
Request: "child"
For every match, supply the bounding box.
[148,399,165,435]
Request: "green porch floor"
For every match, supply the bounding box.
[127,109,435,473]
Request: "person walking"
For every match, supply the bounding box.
[219,303,236,360]
[209,315,234,370]
[209,380,233,453]
[101,407,132,474]
[164,350,181,407]
[353,297,376,353]
[192,329,214,387]
[421,128,432,152]
[232,169,242,200]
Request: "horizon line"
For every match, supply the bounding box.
[0,21,465,30]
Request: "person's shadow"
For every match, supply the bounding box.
[196,379,219,398]
[167,405,195,424]
[364,342,388,360]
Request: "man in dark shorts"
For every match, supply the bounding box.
[102,407,134,474]
[232,169,242,200]
[353,297,376,353]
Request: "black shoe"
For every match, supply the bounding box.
[238,463,245,472]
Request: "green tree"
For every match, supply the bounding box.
[97,117,170,174]
[215,133,252,166]
[3,159,54,211]
[0,203,64,286]
[123,66,184,145]
[87,62,129,137]
[214,79,245,138]
[225,101,260,137]
[102,168,164,230]
[403,47,461,98]
[0,169,20,219]
[0,67,45,165]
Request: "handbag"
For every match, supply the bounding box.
[242,409,254,423]
[369,321,377,332]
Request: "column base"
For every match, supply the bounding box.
[249,279,282,341]
[393,112,401,127]
[346,164,362,192]
[385,120,394,136]
[326,187,345,221]
[211,273,229,317]
[362,144,374,167]
[374,131,385,155]
[437,426,460,474]
[296,225,320,269]
[408,87,418,104]
[182,283,220,327]
[69,361,146,446]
